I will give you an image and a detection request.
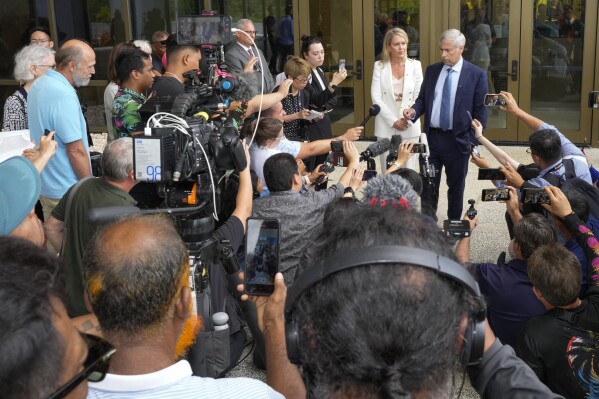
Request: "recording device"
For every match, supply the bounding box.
[467,199,477,220]
[471,145,480,158]
[443,220,471,238]
[177,15,233,45]
[339,58,346,72]
[481,188,509,201]
[332,152,349,167]
[359,104,381,128]
[410,143,426,153]
[466,110,473,123]
[523,188,551,204]
[385,134,403,168]
[588,91,599,108]
[363,170,377,181]
[359,138,390,161]
[44,128,54,140]
[484,94,506,107]
[330,141,343,153]
[245,218,280,296]
[315,153,336,185]
[478,168,505,180]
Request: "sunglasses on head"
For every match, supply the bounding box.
[47,333,116,399]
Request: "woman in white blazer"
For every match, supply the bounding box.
[371,28,423,170]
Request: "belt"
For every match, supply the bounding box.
[429,127,453,134]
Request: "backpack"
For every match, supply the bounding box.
[543,158,599,220]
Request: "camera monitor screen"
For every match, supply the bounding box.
[177,15,232,46]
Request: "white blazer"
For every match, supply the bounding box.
[371,58,423,141]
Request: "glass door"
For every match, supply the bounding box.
[459,0,597,144]
[298,0,366,136]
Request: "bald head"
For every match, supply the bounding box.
[56,40,96,87]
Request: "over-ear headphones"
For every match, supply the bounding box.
[284,245,486,367]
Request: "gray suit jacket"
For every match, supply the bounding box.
[225,42,275,93]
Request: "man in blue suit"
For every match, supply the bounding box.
[404,29,488,220]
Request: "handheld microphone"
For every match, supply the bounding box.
[420,133,431,157]
[359,138,390,162]
[359,104,381,127]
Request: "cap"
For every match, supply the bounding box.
[0,156,41,235]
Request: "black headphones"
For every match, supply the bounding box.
[284,245,486,367]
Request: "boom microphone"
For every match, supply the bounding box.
[359,104,381,127]
[360,138,390,161]
[386,134,403,164]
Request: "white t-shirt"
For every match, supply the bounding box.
[249,137,301,194]
[87,360,283,399]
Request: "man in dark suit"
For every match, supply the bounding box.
[225,19,275,94]
[404,29,488,220]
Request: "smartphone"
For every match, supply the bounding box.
[481,188,509,201]
[443,220,471,238]
[484,94,506,107]
[332,152,349,167]
[478,168,505,180]
[339,59,345,72]
[410,143,427,153]
[330,141,344,153]
[466,110,473,123]
[589,91,599,108]
[44,129,55,140]
[319,161,335,174]
[362,170,377,181]
[471,145,480,158]
[523,188,551,204]
[244,218,280,296]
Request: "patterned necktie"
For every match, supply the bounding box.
[440,68,454,131]
[247,48,255,58]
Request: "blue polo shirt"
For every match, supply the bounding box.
[468,259,546,348]
[28,69,90,199]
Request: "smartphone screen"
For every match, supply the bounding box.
[339,58,345,71]
[410,143,427,153]
[523,188,551,204]
[362,170,377,181]
[484,94,506,107]
[481,188,509,201]
[245,218,280,296]
[331,152,349,167]
[477,168,505,180]
[471,146,480,158]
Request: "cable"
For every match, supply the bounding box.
[193,134,219,221]
[233,339,256,368]
[230,27,264,148]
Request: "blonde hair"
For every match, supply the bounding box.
[284,56,311,79]
[380,28,409,65]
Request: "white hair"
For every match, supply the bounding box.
[13,45,55,83]
[236,18,253,30]
[439,29,466,48]
[133,40,152,55]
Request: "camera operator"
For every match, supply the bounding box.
[247,206,561,399]
[152,34,202,99]
[455,206,558,348]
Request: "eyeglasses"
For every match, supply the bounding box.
[294,77,309,84]
[526,148,537,156]
[47,333,116,399]
[243,30,257,35]
[31,39,50,45]
[37,64,56,70]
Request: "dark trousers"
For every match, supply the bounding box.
[421,130,470,220]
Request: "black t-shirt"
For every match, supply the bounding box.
[214,215,244,253]
[517,286,599,399]
[152,76,185,99]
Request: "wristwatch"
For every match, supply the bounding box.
[344,187,355,197]
[330,84,337,91]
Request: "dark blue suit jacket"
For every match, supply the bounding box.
[411,60,488,153]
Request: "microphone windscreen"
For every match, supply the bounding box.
[366,137,390,157]
[369,104,381,116]
[389,134,403,157]
[231,72,261,100]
